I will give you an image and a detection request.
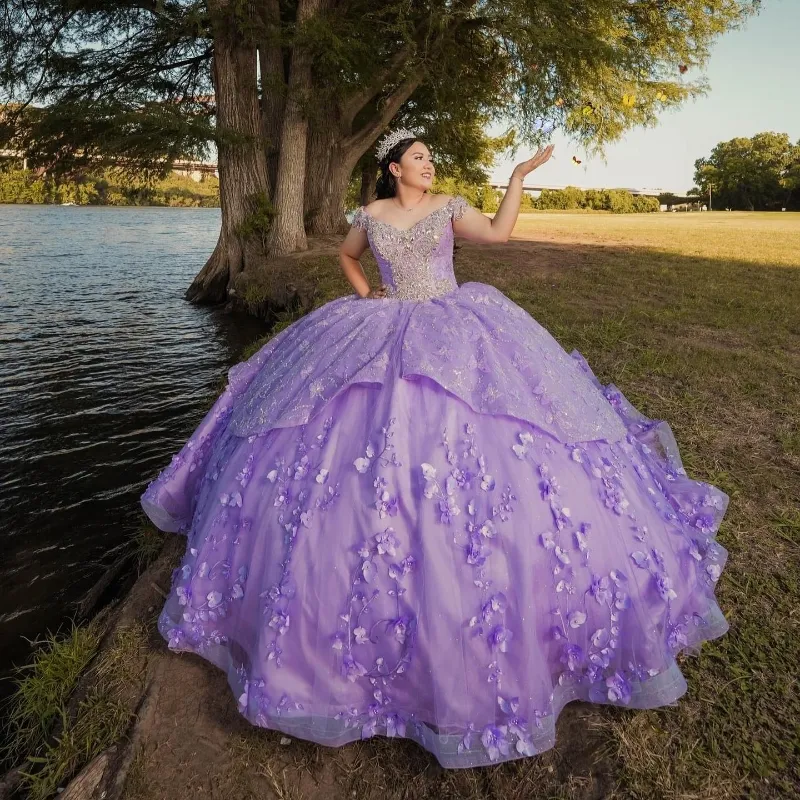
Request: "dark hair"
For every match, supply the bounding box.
[375,137,423,200]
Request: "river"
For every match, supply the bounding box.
[0,205,269,701]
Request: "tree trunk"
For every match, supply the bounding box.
[258,0,284,193]
[265,0,325,256]
[359,158,377,205]
[186,8,269,304]
[304,119,337,231]
[312,151,357,234]
[305,71,425,234]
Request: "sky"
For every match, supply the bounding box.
[489,0,800,194]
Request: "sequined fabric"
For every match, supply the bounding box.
[351,195,466,301]
[226,195,626,444]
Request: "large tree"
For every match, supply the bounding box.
[1,0,761,303]
[694,132,800,211]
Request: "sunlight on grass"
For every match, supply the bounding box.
[512,211,800,269]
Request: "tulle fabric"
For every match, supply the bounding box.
[223,283,626,446]
[141,295,729,768]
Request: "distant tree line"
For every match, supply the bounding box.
[0,168,220,206]
[2,164,656,214]
[531,187,660,213]
[694,132,800,211]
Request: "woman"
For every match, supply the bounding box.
[141,128,729,768]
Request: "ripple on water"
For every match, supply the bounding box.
[0,205,270,700]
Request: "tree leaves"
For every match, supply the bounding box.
[694,132,800,211]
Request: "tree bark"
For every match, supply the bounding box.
[186,6,269,304]
[258,0,284,194]
[310,150,357,234]
[265,0,325,256]
[359,158,377,205]
[307,70,424,234]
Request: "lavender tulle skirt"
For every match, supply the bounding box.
[141,282,729,768]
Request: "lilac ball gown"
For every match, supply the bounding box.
[141,195,729,768]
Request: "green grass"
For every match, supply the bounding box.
[130,520,167,575]
[2,624,104,767]
[480,211,800,797]
[3,622,148,799]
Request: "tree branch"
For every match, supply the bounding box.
[340,20,427,127]
[341,0,482,131]
[344,69,425,157]
[150,46,213,73]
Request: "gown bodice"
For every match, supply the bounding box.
[351,195,468,301]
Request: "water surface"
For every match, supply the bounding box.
[0,205,268,695]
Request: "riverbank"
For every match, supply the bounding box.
[3,212,798,798]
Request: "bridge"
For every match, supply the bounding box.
[0,149,218,180]
[2,149,668,195]
[488,179,666,197]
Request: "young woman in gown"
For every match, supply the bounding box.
[141,129,730,768]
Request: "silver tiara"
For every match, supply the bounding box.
[375,127,419,162]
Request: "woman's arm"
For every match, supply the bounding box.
[338,224,387,299]
[453,144,555,244]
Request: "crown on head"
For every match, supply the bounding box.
[375,127,420,163]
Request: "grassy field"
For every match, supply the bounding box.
[6,211,799,799]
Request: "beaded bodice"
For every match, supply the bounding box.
[351,195,468,301]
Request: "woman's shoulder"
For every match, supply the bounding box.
[363,198,390,214]
[446,194,470,220]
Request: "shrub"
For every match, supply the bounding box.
[584,189,611,210]
[607,189,636,214]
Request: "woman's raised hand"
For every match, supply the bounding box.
[512,144,555,179]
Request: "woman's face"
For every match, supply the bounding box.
[391,141,435,191]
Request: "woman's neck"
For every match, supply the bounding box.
[392,184,427,209]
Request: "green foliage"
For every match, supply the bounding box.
[8,623,146,800]
[633,194,661,213]
[534,186,658,213]
[536,188,573,210]
[0,1,759,177]
[427,175,481,208]
[477,185,501,213]
[131,521,167,575]
[0,168,220,206]
[607,189,635,214]
[694,132,800,210]
[236,192,277,253]
[2,623,103,767]
[584,189,610,211]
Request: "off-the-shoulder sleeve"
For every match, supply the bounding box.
[351,207,369,230]
[450,195,469,221]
